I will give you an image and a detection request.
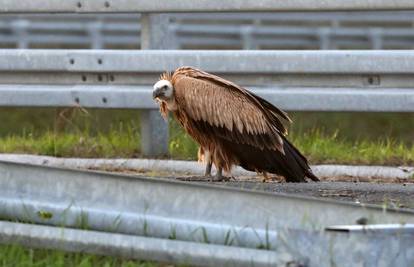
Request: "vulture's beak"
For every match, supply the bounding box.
[152,88,164,99]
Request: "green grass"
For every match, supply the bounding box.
[288,111,414,144]
[0,244,159,267]
[290,130,414,166]
[0,108,411,165]
[0,111,411,165]
[0,108,412,143]
[0,125,141,158]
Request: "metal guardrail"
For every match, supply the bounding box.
[4,12,414,50]
[4,24,413,50]
[1,49,414,73]
[0,221,287,267]
[0,160,413,266]
[1,222,413,267]
[2,85,413,112]
[1,0,414,12]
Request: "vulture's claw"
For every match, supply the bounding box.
[209,167,234,182]
[209,175,232,182]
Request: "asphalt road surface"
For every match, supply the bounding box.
[173,176,414,209]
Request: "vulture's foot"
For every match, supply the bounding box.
[209,168,235,182]
[209,175,233,182]
[261,172,270,183]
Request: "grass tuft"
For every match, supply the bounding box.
[0,243,159,267]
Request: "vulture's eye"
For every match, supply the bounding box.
[162,85,168,90]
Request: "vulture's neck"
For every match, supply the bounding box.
[165,98,178,111]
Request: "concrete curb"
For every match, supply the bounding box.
[0,153,412,179]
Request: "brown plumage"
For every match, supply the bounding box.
[153,66,319,182]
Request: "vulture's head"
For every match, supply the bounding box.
[153,80,174,101]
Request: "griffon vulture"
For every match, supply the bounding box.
[153,67,319,183]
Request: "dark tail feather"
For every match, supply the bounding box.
[306,168,320,182]
[282,136,319,182]
[220,133,319,183]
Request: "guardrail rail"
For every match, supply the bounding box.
[5,12,414,50]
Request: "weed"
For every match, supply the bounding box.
[76,210,89,230]
[37,210,53,220]
[223,229,234,246]
[169,225,177,240]
[0,243,159,267]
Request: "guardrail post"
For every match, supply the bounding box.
[241,26,257,50]
[140,13,170,157]
[369,28,383,49]
[12,20,29,49]
[318,28,331,49]
[88,21,104,49]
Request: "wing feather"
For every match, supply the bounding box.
[172,67,290,151]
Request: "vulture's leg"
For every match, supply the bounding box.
[205,161,212,176]
[204,150,212,176]
[215,167,223,181]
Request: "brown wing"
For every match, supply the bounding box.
[172,67,290,152]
